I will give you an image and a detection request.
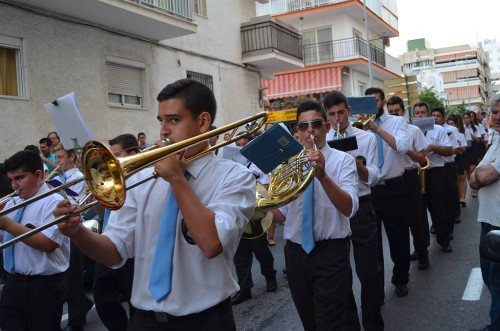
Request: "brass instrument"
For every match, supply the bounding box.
[242,134,317,239]
[0,112,268,249]
[45,165,61,180]
[352,114,376,130]
[418,157,430,194]
[0,190,18,206]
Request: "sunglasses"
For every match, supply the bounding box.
[297,119,326,131]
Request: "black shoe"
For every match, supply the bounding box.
[395,283,408,297]
[454,218,461,224]
[63,326,84,331]
[410,250,419,261]
[430,226,436,234]
[266,276,278,292]
[418,257,430,270]
[460,201,467,207]
[231,291,251,305]
[442,244,453,253]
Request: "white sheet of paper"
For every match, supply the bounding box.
[413,117,435,132]
[44,92,95,149]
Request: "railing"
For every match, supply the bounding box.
[241,20,303,60]
[302,37,385,67]
[256,0,398,31]
[136,0,193,21]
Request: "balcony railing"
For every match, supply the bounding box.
[303,37,385,67]
[241,20,303,59]
[136,0,193,21]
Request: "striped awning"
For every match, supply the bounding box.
[442,68,478,83]
[262,67,342,100]
[435,51,477,63]
[445,86,480,101]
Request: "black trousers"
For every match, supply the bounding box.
[0,272,67,331]
[233,235,276,292]
[372,180,410,286]
[67,240,91,327]
[345,196,384,331]
[285,239,350,331]
[93,258,135,331]
[444,162,459,230]
[130,298,235,331]
[404,169,428,257]
[422,167,450,247]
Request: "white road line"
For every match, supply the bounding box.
[462,267,484,301]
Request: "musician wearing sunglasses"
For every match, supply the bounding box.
[274,100,359,330]
[0,151,70,331]
[324,91,384,331]
[364,87,412,299]
[54,79,256,330]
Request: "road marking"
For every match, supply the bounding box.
[462,267,484,301]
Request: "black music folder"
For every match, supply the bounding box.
[347,96,377,115]
[241,123,302,173]
[327,136,358,152]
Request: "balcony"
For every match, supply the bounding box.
[256,0,398,37]
[9,0,197,41]
[241,15,304,79]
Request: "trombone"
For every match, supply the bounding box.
[0,190,18,206]
[0,112,268,249]
[352,114,376,130]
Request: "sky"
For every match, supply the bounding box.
[385,0,500,57]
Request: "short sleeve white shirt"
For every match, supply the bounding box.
[424,124,452,169]
[477,139,500,226]
[403,124,428,170]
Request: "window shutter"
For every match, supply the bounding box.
[107,63,143,97]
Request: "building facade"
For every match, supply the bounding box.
[254,0,402,117]
[0,0,303,159]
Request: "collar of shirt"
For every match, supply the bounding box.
[378,112,389,122]
[185,151,214,179]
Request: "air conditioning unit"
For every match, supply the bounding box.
[382,37,390,47]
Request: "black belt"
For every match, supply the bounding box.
[134,298,230,323]
[376,176,403,186]
[7,272,65,282]
[404,168,418,175]
[444,162,454,167]
[359,194,371,203]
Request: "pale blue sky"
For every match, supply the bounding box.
[386,0,500,57]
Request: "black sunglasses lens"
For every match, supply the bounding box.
[311,120,324,128]
[298,122,308,130]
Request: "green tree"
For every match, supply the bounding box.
[418,86,444,110]
[445,102,467,116]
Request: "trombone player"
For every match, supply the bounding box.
[54,79,256,330]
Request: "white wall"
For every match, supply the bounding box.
[0,1,262,160]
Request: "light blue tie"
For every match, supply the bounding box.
[301,181,315,254]
[102,208,111,230]
[3,206,26,273]
[149,189,180,301]
[61,172,67,183]
[374,118,384,170]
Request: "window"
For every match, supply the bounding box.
[106,56,146,108]
[186,71,213,91]
[0,34,25,98]
[302,27,333,65]
[194,0,207,17]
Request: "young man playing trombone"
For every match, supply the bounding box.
[0,150,70,331]
[55,79,256,330]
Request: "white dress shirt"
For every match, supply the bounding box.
[327,124,379,196]
[280,144,359,243]
[477,140,500,226]
[103,152,256,316]
[442,124,460,163]
[1,183,69,275]
[404,124,428,170]
[58,167,86,203]
[376,113,411,180]
[424,125,452,169]
[457,132,467,148]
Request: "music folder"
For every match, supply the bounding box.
[347,96,377,115]
[327,136,358,152]
[240,123,303,174]
[412,117,434,132]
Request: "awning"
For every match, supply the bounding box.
[435,51,477,63]
[445,86,479,101]
[262,67,342,100]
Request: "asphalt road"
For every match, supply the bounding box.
[3,190,490,331]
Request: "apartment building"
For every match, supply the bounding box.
[480,39,500,97]
[254,0,402,114]
[0,0,303,159]
[400,41,490,109]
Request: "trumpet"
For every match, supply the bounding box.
[352,114,376,130]
[0,190,18,206]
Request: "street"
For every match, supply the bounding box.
[63,191,489,330]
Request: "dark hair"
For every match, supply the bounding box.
[0,163,14,197]
[413,101,430,113]
[39,137,52,146]
[24,145,41,155]
[386,95,405,112]
[157,79,216,124]
[323,91,348,109]
[137,132,146,138]
[465,112,478,133]
[47,131,60,141]
[447,115,465,134]
[4,150,43,174]
[431,106,445,117]
[365,87,385,101]
[297,100,327,121]
[109,134,140,153]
